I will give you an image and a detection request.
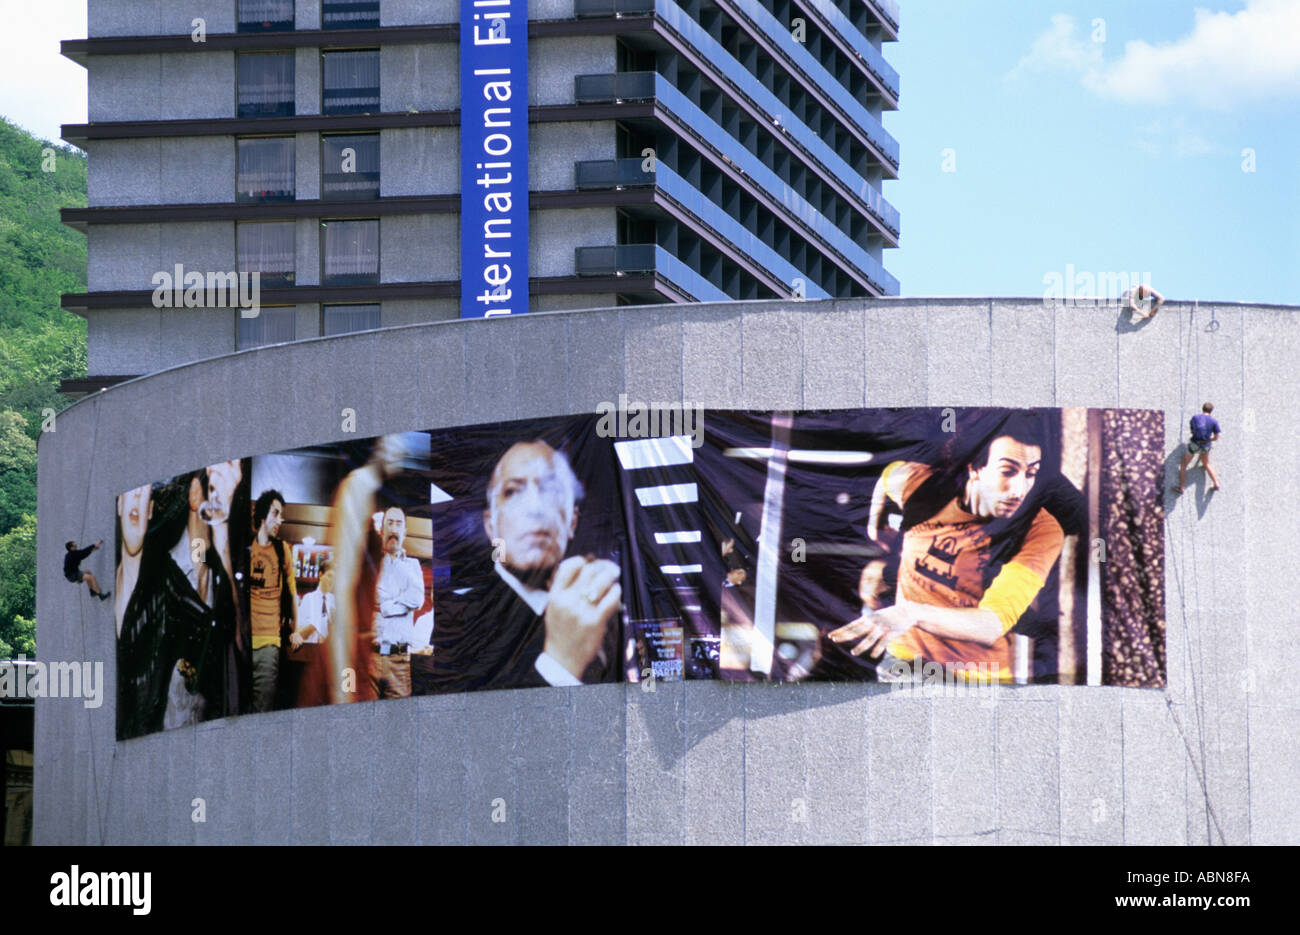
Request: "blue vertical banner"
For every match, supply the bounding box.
[460,0,529,318]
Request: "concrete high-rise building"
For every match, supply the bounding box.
[59,0,900,395]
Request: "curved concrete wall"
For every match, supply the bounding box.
[34,297,1300,844]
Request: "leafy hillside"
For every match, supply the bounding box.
[0,117,88,656]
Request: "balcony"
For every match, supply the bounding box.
[714,0,899,117]
[576,73,898,295]
[578,151,895,296]
[575,71,898,239]
[575,0,655,15]
[662,0,898,169]
[576,0,899,167]
[575,0,897,41]
[791,0,900,99]
[575,244,731,303]
[575,159,659,188]
[868,0,901,34]
[574,71,656,102]
[578,158,835,299]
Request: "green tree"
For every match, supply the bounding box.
[0,408,37,535]
[0,116,90,656]
[0,513,37,656]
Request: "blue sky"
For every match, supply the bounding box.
[2,0,1297,305]
[883,0,1300,303]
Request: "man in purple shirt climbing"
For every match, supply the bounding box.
[1173,402,1222,494]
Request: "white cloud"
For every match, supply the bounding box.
[1013,0,1300,110]
[1008,13,1103,79]
[0,0,87,144]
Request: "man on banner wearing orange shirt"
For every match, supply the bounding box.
[830,413,1069,683]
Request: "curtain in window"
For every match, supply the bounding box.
[237,222,296,285]
[323,1,380,29]
[237,307,297,349]
[322,220,379,283]
[238,53,295,117]
[322,50,380,114]
[237,138,295,201]
[238,0,294,30]
[323,304,381,336]
[322,135,380,199]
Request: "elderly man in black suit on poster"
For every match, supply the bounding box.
[431,440,622,692]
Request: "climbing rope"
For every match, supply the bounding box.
[72,394,113,845]
[1159,300,1227,844]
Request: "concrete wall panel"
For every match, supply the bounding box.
[86,308,163,376]
[380,214,460,281]
[296,0,322,31]
[530,122,614,191]
[294,47,319,117]
[162,0,235,35]
[89,0,162,37]
[35,298,1298,845]
[530,38,616,106]
[803,303,866,409]
[384,0,457,25]
[295,132,320,201]
[382,128,459,197]
[928,299,990,406]
[991,299,1054,405]
[160,52,235,120]
[88,56,162,122]
[88,139,163,207]
[162,137,236,204]
[382,44,459,112]
[529,207,615,278]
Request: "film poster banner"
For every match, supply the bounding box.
[112,408,1165,740]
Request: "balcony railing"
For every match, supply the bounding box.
[795,0,899,96]
[575,158,657,189]
[577,0,897,167]
[576,158,834,298]
[716,0,899,125]
[868,0,901,32]
[577,149,895,296]
[575,73,898,294]
[576,244,731,302]
[656,0,898,168]
[575,0,654,16]
[575,71,897,239]
[661,76,899,238]
[574,70,656,102]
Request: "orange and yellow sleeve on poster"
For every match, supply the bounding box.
[977,561,1045,634]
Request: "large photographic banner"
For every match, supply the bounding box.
[113,408,1165,740]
